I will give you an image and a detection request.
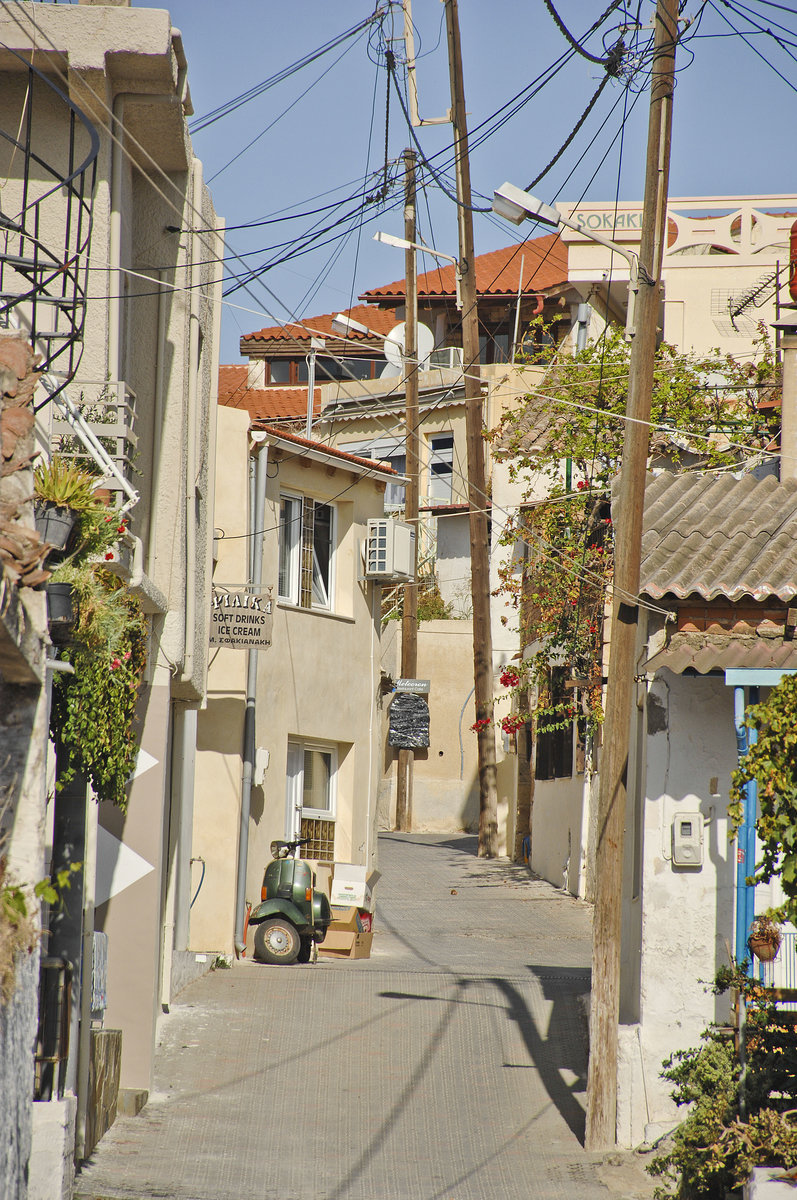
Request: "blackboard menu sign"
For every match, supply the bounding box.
[388,692,430,749]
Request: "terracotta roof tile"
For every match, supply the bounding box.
[241,304,397,346]
[360,235,568,302]
[255,425,400,477]
[218,366,319,421]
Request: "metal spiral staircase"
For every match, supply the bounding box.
[0,48,138,511]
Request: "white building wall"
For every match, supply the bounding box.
[617,669,737,1147]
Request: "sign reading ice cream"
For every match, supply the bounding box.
[210,588,273,649]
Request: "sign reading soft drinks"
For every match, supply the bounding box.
[210,589,273,650]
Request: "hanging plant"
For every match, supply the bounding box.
[49,564,146,809]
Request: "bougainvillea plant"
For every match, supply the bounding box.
[489,320,780,735]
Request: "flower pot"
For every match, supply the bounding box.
[748,935,780,963]
[35,503,78,554]
[46,582,78,644]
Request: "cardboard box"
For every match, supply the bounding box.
[329,906,363,933]
[329,864,381,911]
[318,930,373,960]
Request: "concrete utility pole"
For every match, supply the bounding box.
[585,0,678,1150]
[444,0,499,857]
[395,148,420,832]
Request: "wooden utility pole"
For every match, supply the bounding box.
[585,0,678,1150]
[444,0,499,857]
[395,148,420,832]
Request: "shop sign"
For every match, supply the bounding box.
[395,678,430,693]
[569,209,643,232]
[210,588,273,650]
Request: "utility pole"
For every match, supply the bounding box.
[585,0,678,1150]
[444,0,499,857]
[395,148,419,832]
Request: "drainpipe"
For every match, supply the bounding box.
[234,435,268,954]
[734,685,759,973]
[146,268,168,579]
[181,157,203,684]
[73,792,97,1161]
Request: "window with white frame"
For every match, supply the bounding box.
[428,433,454,504]
[341,439,406,509]
[286,740,337,859]
[278,494,335,609]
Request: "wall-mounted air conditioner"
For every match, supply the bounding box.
[364,519,416,583]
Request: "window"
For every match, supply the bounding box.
[286,740,336,859]
[278,494,334,609]
[428,433,454,504]
[341,439,406,509]
[535,667,574,781]
[269,359,291,383]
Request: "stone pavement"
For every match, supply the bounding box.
[75,833,657,1200]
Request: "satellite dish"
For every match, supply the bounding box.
[383,321,435,370]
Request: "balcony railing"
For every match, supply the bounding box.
[0,48,98,404]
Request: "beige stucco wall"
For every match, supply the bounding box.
[191,407,249,954]
[386,620,481,834]
[559,196,796,357]
[0,4,222,1095]
[192,418,387,953]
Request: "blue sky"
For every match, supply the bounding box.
[137,1,797,364]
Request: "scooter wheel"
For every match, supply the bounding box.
[253,918,300,965]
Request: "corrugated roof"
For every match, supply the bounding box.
[640,472,797,602]
[645,631,797,675]
[360,235,568,301]
[217,366,319,422]
[241,304,398,347]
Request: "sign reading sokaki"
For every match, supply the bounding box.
[210,589,273,650]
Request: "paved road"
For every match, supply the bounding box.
[76,833,654,1200]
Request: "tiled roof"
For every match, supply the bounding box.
[360,235,568,301]
[645,631,797,675]
[639,472,797,602]
[217,366,319,422]
[255,426,400,478]
[241,304,398,347]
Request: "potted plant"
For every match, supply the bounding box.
[45,580,79,644]
[748,914,782,962]
[34,457,100,554]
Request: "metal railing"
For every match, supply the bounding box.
[0,48,99,404]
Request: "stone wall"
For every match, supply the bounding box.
[0,951,38,1197]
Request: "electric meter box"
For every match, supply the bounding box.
[671,812,703,868]
[364,519,416,583]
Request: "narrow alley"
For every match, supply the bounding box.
[74,835,653,1200]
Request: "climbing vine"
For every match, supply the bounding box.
[489,321,780,732]
[50,565,147,809]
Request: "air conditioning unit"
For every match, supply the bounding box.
[364,519,416,583]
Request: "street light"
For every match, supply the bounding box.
[492,181,641,338]
[373,231,463,311]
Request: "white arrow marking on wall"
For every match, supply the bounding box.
[130,747,158,780]
[95,824,155,907]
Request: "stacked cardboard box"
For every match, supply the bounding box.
[317,864,381,960]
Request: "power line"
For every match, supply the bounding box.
[189,12,383,133]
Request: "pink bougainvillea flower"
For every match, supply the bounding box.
[110,658,121,670]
